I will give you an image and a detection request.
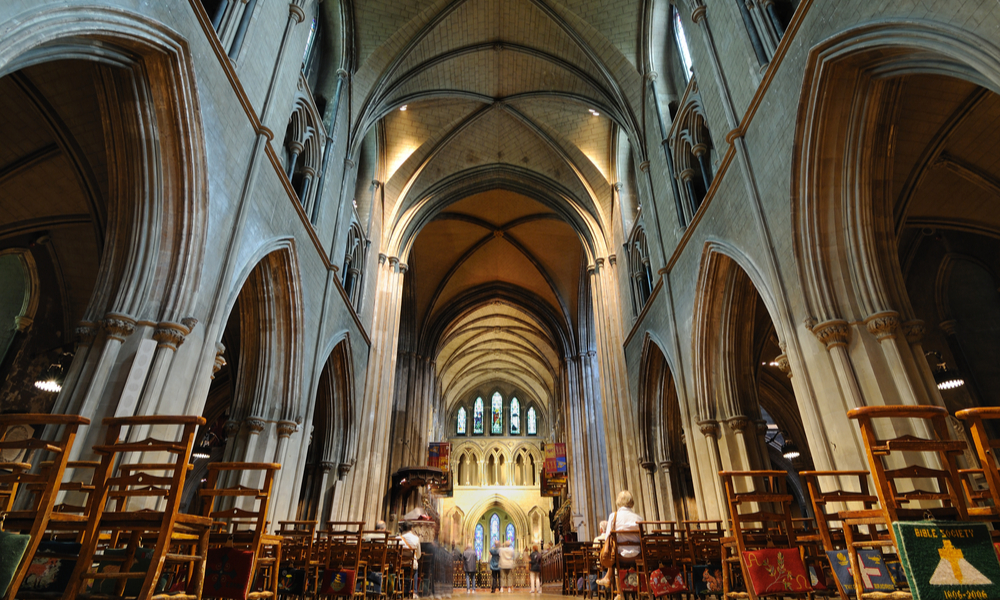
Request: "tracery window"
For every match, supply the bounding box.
[475,524,484,560]
[342,222,366,309]
[505,523,516,548]
[510,398,520,435]
[527,407,537,436]
[491,392,503,434]
[673,7,693,80]
[627,227,654,315]
[457,406,467,435]
[490,513,500,549]
[473,397,484,435]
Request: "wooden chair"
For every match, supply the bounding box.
[719,470,823,600]
[955,407,1000,519]
[360,531,389,599]
[63,415,214,600]
[316,522,364,600]
[276,520,317,596]
[383,538,403,600]
[0,414,89,600]
[843,405,973,600]
[637,521,685,598]
[199,462,283,600]
[607,528,643,600]
[799,470,886,600]
[682,520,724,566]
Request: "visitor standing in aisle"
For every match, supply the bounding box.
[528,544,542,593]
[498,540,517,593]
[462,544,478,593]
[489,542,500,593]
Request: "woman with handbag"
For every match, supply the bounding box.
[595,491,643,600]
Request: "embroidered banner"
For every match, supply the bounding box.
[825,549,895,595]
[741,548,812,595]
[893,520,1000,600]
[692,564,723,596]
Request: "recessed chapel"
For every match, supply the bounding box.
[1,0,1000,592]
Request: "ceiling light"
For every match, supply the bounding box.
[926,351,965,390]
[780,439,800,460]
[34,363,65,393]
[400,105,407,111]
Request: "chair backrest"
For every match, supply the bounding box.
[682,520,724,564]
[719,471,799,553]
[955,407,1000,515]
[199,462,281,551]
[361,531,390,576]
[847,405,969,522]
[0,414,89,517]
[320,521,364,571]
[798,470,877,552]
[637,521,680,572]
[278,520,317,566]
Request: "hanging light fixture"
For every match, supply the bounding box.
[926,351,964,390]
[34,359,67,393]
[780,438,800,460]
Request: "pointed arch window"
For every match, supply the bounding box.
[490,513,500,549]
[457,407,467,435]
[527,407,537,436]
[505,523,516,548]
[673,7,693,80]
[510,398,520,435]
[473,397,484,435]
[491,392,503,434]
[475,523,484,560]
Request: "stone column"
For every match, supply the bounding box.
[342,256,407,525]
[658,460,677,521]
[697,420,726,524]
[269,419,299,525]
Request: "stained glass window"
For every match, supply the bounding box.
[473,397,484,434]
[510,398,520,435]
[302,17,318,64]
[505,523,516,548]
[457,407,467,435]
[527,407,537,436]
[673,7,693,81]
[490,513,500,550]
[475,524,484,560]
[491,392,503,434]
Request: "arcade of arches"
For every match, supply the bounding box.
[1,0,1000,549]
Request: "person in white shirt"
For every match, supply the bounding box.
[398,522,422,597]
[593,520,608,543]
[497,540,518,593]
[595,490,643,592]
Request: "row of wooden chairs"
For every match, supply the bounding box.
[0,413,283,600]
[717,405,1000,600]
[272,520,415,600]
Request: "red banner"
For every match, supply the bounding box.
[428,442,451,469]
[544,442,566,475]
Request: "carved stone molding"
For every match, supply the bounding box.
[903,320,926,343]
[14,315,32,332]
[659,460,673,473]
[692,143,708,157]
[645,71,658,82]
[75,322,98,346]
[246,418,266,434]
[697,420,718,438]
[690,1,707,23]
[865,311,899,342]
[774,353,791,378]
[639,161,650,172]
[339,460,354,478]
[288,2,305,22]
[811,319,850,350]
[727,416,750,434]
[320,461,335,473]
[153,322,188,351]
[939,319,958,336]
[639,459,656,473]
[212,344,227,380]
[679,168,696,182]
[608,254,617,266]
[102,314,136,342]
[224,420,241,437]
[277,420,298,438]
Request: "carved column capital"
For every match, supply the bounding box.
[320,461,335,473]
[288,2,305,23]
[644,71,658,82]
[14,315,32,332]
[639,459,656,473]
[339,461,354,478]
[639,161,650,172]
[277,420,298,438]
[102,314,136,342]
[212,344,227,380]
[613,182,624,192]
[865,311,900,341]
[939,319,958,336]
[224,420,241,437]
[691,143,708,157]
[153,322,189,351]
[811,319,850,350]
[903,320,926,343]
[75,322,99,346]
[679,168,696,182]
[727,416,750,434]
[690,2,707,23]
[659,460,673,473]
[608,254,617,266]
[245,418,267,434]
[774,353,791,378]
[697,420,718,438]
